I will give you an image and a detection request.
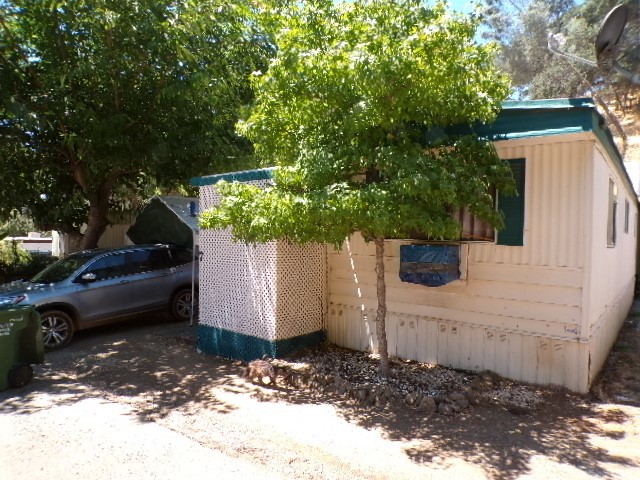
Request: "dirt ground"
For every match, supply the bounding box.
[1,308,640,480]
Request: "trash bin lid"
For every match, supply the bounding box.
[0,303,34,312]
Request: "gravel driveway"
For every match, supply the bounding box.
[1,314,640,480]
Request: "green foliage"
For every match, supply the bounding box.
[0,0,271,245]
[201,0,514,247]
[0,211,38,240]
[201,0,514,377]
[0,241,56,283]
[483,0,580,99]
[483,0,639,107]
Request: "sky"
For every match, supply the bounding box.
[446,0,480,14]
[446,0,587,14]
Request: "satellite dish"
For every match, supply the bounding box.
[595,4,630,63]
[548,3,639,84]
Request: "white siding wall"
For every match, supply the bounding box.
[583,144,637,384]
[326,133,636,392]
[473,137,588,268]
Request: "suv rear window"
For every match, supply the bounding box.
[168,248,193,267]
[125,249,171,273]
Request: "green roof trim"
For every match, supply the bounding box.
[442,97,634,199]
[191,167,275,187]
[445,97,598,141]
[501,97,596,110]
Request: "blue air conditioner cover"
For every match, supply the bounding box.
[399,244,460,287]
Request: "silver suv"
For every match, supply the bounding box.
[0,244,197,350]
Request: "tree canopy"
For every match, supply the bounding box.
[0,210,38,240]
[0,0,271,248]
[483,0,639,108]
[203,0,513,246]
[201,0,514,374]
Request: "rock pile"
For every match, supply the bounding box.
[271,344,543,416]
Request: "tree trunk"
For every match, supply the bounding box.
[81,194,111,250]
[374,236,391,377]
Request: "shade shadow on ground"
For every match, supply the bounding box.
[2,312,639,480]
[328,394,636,479]
[328,305,640,479]
[0,317,247,421]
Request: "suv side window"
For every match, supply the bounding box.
[84,253,128,281]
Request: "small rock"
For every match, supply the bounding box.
[448,393,469,411]
[405,392,420,407]
[374,391,388,406]
[507,406,530,416]
[448,392,466,402]
[416,396,437,413]
[355,388,370,403]
[432,394,448,405]
[438,402,455,416]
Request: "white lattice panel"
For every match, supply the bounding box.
[198,181,326,341]
[274,241,326,339]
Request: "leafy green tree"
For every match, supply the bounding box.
[483,0,639,107]
[482,0,638,155]
[0,210,39,240]
[575,0,640,113]
[201,0,514,376]
[482,0,582,99]
[0,0,270,249]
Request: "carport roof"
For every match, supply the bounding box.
[127,195,199,248]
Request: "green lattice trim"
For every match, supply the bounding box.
[198,325,326,362]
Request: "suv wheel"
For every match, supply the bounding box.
[41,310,74,351]
[171,288,197,322]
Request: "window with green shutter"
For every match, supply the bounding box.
[400,158,526,245]
[497,158,526,246]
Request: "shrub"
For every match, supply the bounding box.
[0,241,57,283]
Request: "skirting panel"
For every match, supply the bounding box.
[198,324,326,362]
[328,302,595,392]
[586,279,635,386]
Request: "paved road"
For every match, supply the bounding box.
[0,394,280,480]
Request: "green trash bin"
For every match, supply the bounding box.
[0,304,45,391]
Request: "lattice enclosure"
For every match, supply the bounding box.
[198,178,326,345]
[274,241,325,339]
